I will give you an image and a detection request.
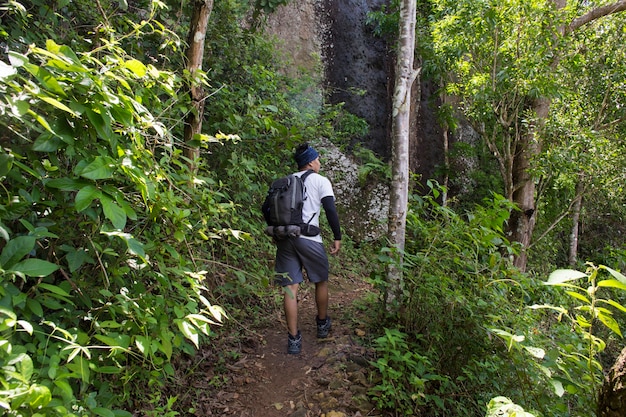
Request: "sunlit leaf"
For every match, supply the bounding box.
[597,311,622,337]
[597,279,626,291]
[546,269,587,285]
[0,60,17,79]
[124,59,147,77]
[39,95,78,116]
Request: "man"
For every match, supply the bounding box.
[263,143,342,354]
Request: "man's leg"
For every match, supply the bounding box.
[284,283,299,336]
[315,280,328,320]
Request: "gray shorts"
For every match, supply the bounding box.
[274,237,329,286]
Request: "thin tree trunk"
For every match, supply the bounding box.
[442,128,449,207]
[508,96,548,271]
[184,0,213,172]
[568,174,584,265]
[386,0,418,307]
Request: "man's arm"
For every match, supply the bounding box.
[322,196,341,254]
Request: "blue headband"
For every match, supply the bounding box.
[295,146,319,168]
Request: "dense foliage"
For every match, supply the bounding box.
[2,0,626,416]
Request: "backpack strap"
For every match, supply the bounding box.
[299,169,316,226]
[300,169,315,183]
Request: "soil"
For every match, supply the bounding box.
[168,274,393,417]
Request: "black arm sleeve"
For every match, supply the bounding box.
[321,196,342,240]
[261,197,271,225]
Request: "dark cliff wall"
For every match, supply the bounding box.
[322,0,392,160]
[266,0,445,184]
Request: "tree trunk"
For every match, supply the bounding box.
[508,96,548,271]
[598,346,626,417]
[386,0,418,307]
[568,174,584,265]
[184,0,213,172]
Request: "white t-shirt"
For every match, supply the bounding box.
[294,171,334,243]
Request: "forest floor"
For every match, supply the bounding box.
[167,273,394,417]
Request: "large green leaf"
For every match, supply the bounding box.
[33,132,63,152]
[546,269,587,285]
[0,152,14,177]
[22,63,67,96]
[11,258,59,277]
[45,177,90,191]
[39,95,78,116]
[101,195,127,229]
[602,266,626,284]
[0,60,17,79]
[124,59,147,77]
[86,105,113,139]
[597,279,626,291]
[0,236,36,269]
[75,185,102,212]
[79,157,115,180]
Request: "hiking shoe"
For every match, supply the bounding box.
[316,316,332,338]
[287,331,302,354]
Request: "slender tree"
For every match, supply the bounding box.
[184,0,213,172]
[386,0,420,306]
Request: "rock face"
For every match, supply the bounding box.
[264,0,448,241]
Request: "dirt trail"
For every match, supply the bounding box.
[179,274,391,417]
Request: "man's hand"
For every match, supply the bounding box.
[329,240,341,255]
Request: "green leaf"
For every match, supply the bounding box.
[26,298,44,317]
[597,279,626,291]
[565,290,589,304]
[19,354,34,380]
[0,153,14,177]
[125,237,145,258]
[8,51,28,67]
[600,266,626,284]
[75,185,101,212]
[38,282,71,297]
[0,235,36,269]
[33,132,63,152]
[522,345,545,359]
[79,157,115,180]
[597,311,622,337]
[177,320,199,348]
[0,60,17,79]
[26,384,51,409]
[39,96,78,116]
[598,299,626,314]
[546,269,588,285]
[12,258,59,277]
[66,247,94,273]
[23,63,67,96]
[101,195,127,229]
[124,59,147,77]
[135,335,149,354]
[550,379,565,397]
[46,178,89,191]
[54,379,74,400]
[86,106,112,139]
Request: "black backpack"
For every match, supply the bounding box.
[263,170,320,238]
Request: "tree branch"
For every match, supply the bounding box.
[568,0,626,33]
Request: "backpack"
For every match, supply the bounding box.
[263,169,320,238]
